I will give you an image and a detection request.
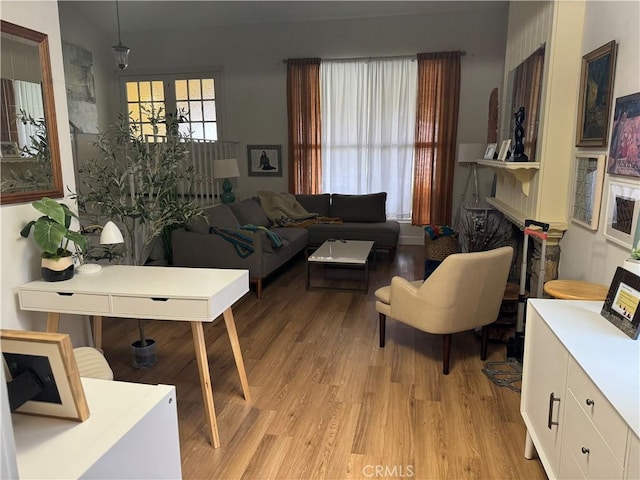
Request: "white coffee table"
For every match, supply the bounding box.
[306,240,374,293]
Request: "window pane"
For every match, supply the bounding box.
[156,123,166,137]
[204,122,217,141]
[188,79,201,99]
[190,101,203,121]
[178,123,192,138]
[190,123,204,140]
[142,123,154,138]
[139,82,152,102]
[151,81,164,101]
[202,79,215,99]
[176,101,189,119]
[141,103,153,122]
[203,100,216,121]
[126,82,139,102]
[129,104,141,122]
[175,80,188,101]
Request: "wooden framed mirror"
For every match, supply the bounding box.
[1,20,63,204]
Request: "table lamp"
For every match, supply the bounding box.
[213,158,240,204]
[76,221,125,274]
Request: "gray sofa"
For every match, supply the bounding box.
[294,193,400,261]
[171,193,399,298]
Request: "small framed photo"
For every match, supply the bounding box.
[1,330,90,421]
[247,145,282,177]
[576,40,617,147]
[569,153,606,230]
[497,140,511,161]
[601,266,640,339]
[604,177,640,249]
[0,141,20,158]
[607,92,640,177]
[484,143,497,160]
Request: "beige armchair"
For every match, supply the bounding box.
[375,246,513,374]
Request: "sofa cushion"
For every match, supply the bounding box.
[295,194,331,217]
[187,204,239,233]
[330,193,387,222]
[229,198,271,227]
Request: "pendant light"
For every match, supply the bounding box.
[111,0,130,70]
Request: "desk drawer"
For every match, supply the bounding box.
[20,290,110,314]
[112,296,209,319]
[567,357,627,461]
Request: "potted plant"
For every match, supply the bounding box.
[72,109,203,367]
[20,197,87,281]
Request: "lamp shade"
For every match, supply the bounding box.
[213,158,240,179]
[99,221,124,245]
[457,143,486,163]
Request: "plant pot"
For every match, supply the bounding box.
[130,339,157,369]
[41,256,74,282]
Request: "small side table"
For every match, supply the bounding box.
[543,279,609,301]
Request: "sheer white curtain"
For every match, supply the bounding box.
[320,57,417,220]
[14,80,44,148]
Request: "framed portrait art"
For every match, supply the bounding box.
[247,145,282,177]
[497,140,511,161]
[484,143,497,160]
[2,330,90,421]
[569,153,606,230]
[607,92,640,178]
[576,40,617,147]
[603,178,640,249]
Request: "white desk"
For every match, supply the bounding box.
[17,265,251,448]
[13,378,181,479]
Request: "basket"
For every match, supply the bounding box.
[424,232,459,261]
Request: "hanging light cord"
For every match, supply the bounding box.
[115,0,123,45]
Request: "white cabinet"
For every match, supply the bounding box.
[12,378,181,479]
[521,300,640,480]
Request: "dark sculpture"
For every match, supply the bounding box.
[512,107,528,162]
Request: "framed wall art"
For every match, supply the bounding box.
[569,153,606,230]
[247,144,282,177]
[603,177,640,249]
[601,266,640,339]
[607,92,640,177]
[1,329,90,421]
[576,40,617,147]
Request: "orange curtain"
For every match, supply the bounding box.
[412,52,461,226]
[286,58,322,194]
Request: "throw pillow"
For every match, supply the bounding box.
[229,198,271,227]
[330,193,387,222]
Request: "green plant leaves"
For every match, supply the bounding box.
[33,197,66,225]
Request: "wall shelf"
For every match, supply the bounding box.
[477,160,540,196]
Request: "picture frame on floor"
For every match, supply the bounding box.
[247,144,282,177]
[1,329,90,421]
[569,153,606,230]
[603,177,640,249]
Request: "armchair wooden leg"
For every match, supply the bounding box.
[442,334,452,375]
[379,313,386,347]
[480,325,489,360]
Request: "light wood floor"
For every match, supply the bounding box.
[101,245,547,480]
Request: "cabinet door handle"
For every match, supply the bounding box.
[581,447,590,455]
[150,297,169,302]
[585,398,594,406]
[56,292,74,296]
[547,392,560,429]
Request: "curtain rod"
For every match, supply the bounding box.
[282,51,466,63]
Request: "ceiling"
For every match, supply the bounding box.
[67,1,508,36]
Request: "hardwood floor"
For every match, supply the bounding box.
[101,245,546,479]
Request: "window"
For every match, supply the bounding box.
[320,58,417,220]
[122,73,220,141]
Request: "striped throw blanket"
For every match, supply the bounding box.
[257,190,317,226]
[210,224,283,258]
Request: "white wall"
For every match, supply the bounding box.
[559,1,640,282]
[0,2,91,342]
[59,5,508,244]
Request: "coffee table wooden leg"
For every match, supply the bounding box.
[46,312,60,332]
[191,321,220,448]
[222,307,251,402]
[92,316,103,350]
